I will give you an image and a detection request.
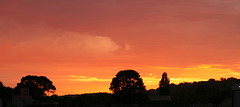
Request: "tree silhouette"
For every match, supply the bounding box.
[0,81,13,100]
[109,70,147,104]
[159,72,170,95]
[14,75,56,100]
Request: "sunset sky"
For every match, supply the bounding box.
[1,0,240,95]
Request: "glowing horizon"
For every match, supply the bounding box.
[1,64,240,95]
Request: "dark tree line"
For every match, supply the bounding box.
[1,70,239,107]
[149,77,240,106]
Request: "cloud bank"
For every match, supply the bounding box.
[0,19,123,61]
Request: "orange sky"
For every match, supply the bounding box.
[1,0,240,95]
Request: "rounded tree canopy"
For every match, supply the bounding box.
[109,70,146,95]
[15,75,56,99]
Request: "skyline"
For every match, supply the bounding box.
[1,0,240,95]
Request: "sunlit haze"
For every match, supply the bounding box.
[1,0,240,95]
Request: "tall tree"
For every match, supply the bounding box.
[14,75,56,100]
[109,70,147,103]
[159,72,170,95]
